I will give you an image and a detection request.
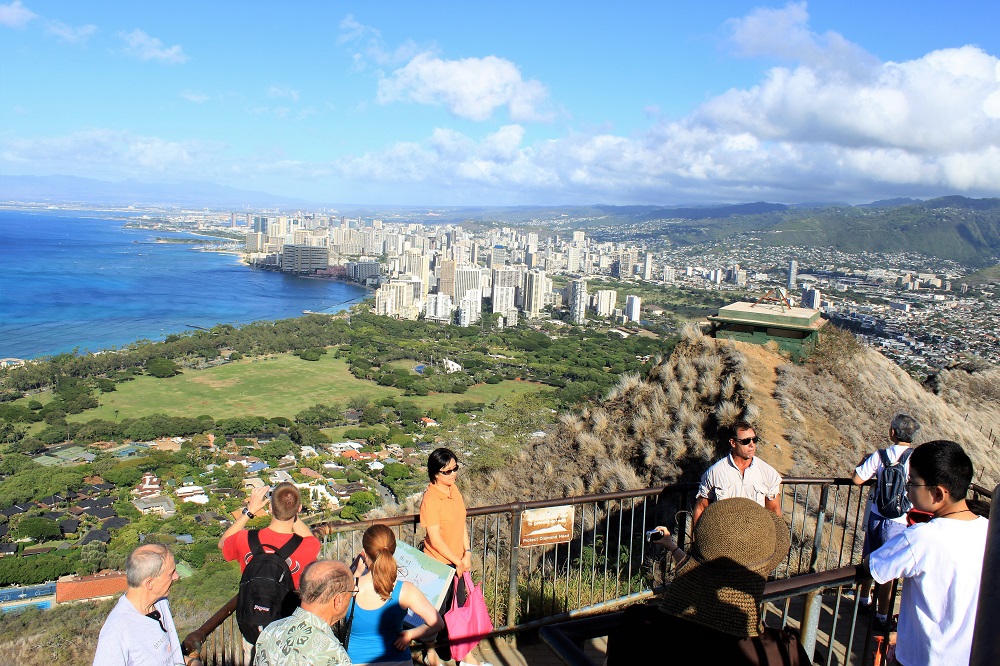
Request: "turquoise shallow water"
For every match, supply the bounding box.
[0,210,367,359]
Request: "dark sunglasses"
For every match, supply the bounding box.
[146,609,167,633]
[735,436,759,445]
[439,464,460,475]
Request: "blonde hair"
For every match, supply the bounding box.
[362,524,398,601]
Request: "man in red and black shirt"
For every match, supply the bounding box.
[218,482,320,588]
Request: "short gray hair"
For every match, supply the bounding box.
[299,560,353,605]
[890,413,920,443]
[126,544,171,588]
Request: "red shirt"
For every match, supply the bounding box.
[222,528,321,589]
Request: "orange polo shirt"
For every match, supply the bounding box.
[419,482,467,565]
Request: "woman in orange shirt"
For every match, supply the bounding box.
[419,448,491,666]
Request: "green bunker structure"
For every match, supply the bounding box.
[708,297,827,359]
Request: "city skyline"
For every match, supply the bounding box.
[2,1,1000,206]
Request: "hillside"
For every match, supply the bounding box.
[474,326,999,507]
[625,196,1000,266]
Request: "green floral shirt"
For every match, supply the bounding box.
[254,607,351,666]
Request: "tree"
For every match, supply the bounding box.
[147,358,180,378]
[13,517,61,542]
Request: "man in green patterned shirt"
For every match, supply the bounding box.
[254,560,356,666]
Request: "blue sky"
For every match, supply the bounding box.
[1,1,999,206]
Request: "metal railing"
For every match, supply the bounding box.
[182,479,993,665]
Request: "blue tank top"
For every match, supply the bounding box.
[347,579,411,664]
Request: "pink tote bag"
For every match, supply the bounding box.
[444,571,495,662]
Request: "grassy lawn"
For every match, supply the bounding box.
[65,353,547,423]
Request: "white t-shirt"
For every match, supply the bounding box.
[869,515,988,666]
[854,444,911,523]
[93,595,184,666]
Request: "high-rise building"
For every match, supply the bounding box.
[663,266,676,283]
[492,285,516,315]
[566,246,582,273]
[458,290,482,327]
[642,254,653,281]
[625,295,641,322]
[425,293,454,323]
[572,231,586,243]
[524,269,549,318]
[593,289,617,317]
[375,281,417,320]
[788,260,798,290]
[281,245,329,273]
[454,266,482,302]
[801,288,821,309]
[438,259,457,298]
[569,279,588,324]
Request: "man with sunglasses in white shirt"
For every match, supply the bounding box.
[692,421,782,529]
[93,544,201,666]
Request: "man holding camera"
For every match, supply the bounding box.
[218,482,320,588]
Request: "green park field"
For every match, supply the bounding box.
[65,352,547,423]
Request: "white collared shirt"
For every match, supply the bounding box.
[697,454,782,506]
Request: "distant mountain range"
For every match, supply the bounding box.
[2,175,998,266]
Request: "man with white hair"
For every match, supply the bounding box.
[93,543,201,666]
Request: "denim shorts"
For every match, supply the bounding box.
[862,512,908,558]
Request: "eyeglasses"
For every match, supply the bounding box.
[734,436,759,445]
[905,480,930,488]
[439,464,460,476]
[146,609,167,633]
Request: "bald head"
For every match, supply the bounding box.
[299,560,353,606]
[126,544,172,588]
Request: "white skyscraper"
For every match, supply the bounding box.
[801,288,822,309]
[663,266,676,283]
[569,278,588,324]
[788,260,798,290]
[625,294,641,322]
[524,269,549,318]
[642,254,653,281]
[593,289,617,317]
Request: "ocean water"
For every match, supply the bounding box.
[0,210,368,359]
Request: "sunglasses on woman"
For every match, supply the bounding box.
[439,464,460,475]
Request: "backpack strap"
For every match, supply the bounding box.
[878,448,891,468]
[897,448,913,465]
[248,529,266,557]
[274,534,304,561]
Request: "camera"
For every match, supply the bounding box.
[645,529,661,543]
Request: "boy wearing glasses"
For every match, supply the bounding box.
[692,421,782,528]
[867,440,988,666]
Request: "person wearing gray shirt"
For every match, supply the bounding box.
[693,421,782,528]
[93,544,200,666]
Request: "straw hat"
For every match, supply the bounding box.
[658,497,790,637]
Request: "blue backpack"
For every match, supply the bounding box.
[874,448,913,519]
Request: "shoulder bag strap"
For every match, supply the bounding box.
[247,529,265,557]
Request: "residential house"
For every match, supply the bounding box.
[56,571,128,604]
[132,495,176,516]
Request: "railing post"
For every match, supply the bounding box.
[801,484,830,660]
[507,504,523,629]
[971,482,1000,666]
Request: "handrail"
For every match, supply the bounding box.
[182,595,237,658]
[312,478,873,535]
[183,477,993,664]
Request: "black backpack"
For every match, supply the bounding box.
[874,448,913,519]
[235,531,303,644]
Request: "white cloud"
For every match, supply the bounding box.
[45,20,96,44]
[119,28,188,64]
[267,86,300,102]
[337,14,423,69]
[0,0,36,28]
[0,129,219,178]
[180,90,209,103]
[378,53,552,122]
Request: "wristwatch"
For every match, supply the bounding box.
[242,506,255,519]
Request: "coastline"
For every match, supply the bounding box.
[2,209,369,360]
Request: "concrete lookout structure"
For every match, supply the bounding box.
[709,300,827,359]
